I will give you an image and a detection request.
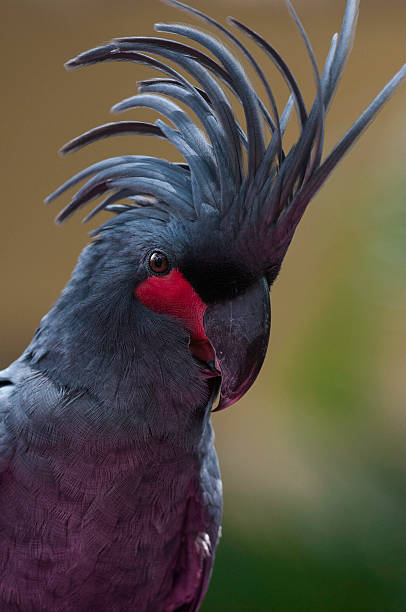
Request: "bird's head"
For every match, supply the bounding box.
[46,0,405,410]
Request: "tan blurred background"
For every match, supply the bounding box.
[1,1,406,609]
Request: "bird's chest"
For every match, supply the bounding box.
[1,436,204,611]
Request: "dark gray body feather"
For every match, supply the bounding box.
[0,223,223,611]
[0,357,221,611]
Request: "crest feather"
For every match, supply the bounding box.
[48,0,405,272]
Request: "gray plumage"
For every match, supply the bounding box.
[1,1,404,610]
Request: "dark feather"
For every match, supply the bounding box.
[154,22,266,176]
[228,17,308,130]
[48,0,405,277]
[159,0,281,160]
[59,121,165,156]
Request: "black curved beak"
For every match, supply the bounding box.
[203,277,271,411]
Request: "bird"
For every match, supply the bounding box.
[0,0,405,610]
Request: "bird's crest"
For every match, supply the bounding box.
[46,0,406,273]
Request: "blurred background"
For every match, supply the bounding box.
[1,0,406,609]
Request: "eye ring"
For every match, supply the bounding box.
[149,251,170,275]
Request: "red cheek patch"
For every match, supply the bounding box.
[135,269,207,343]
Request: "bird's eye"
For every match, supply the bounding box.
[149,252,170,275]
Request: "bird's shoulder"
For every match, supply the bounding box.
[0,358,95,475]
[0,359,38,472]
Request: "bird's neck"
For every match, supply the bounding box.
[25,277,214,446]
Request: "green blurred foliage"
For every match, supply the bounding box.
[203,518,406,611]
